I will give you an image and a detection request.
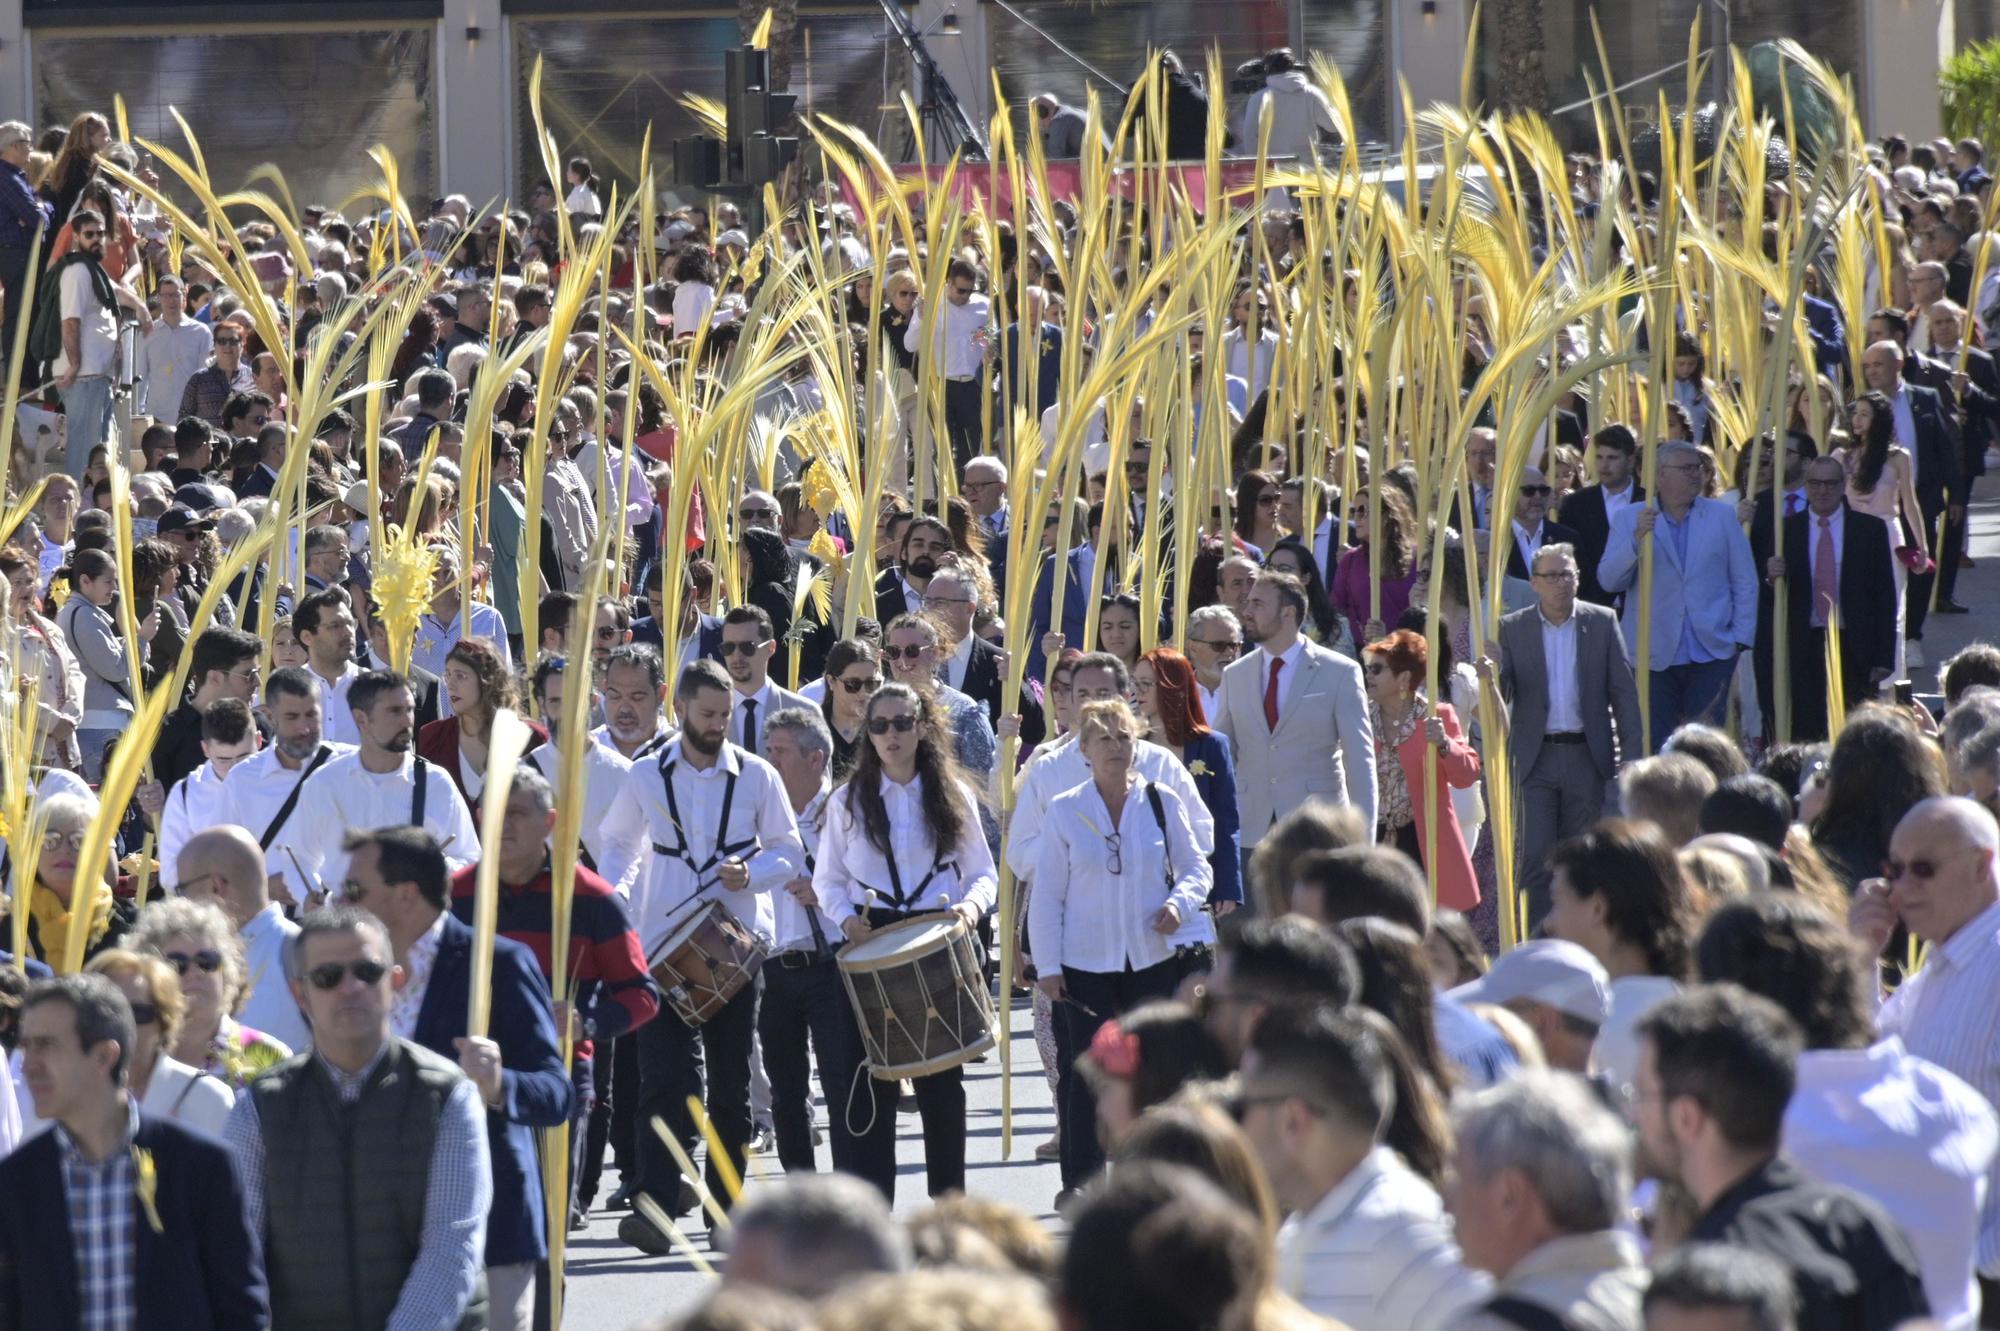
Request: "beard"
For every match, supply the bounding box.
[907,555,939,580]
[277,731,322,763]
[1241,618,1265,645]
[681,725,723,757]
[385,729,413,752]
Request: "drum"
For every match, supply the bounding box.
[837,912,995,1080]
[649,900,768,1027]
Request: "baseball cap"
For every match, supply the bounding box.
[716,229,749,250]
[1449,939,1610,1026]
[342,481,372,514]
[156,505,216,537]
[172,482,232,514]
[428,293,458,318]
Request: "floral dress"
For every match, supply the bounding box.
[1370,695,1429,840]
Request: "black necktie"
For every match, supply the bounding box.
[741,698,758,754]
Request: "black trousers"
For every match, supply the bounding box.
[757,950,897,1199]
[579,1031,637,1206]
[1057,958,1182,1188]
[0,247,29,361]
[864,904,975,1198]
[942,376,986,473]
[1909,497,1945,640]
[635,974,758,1214]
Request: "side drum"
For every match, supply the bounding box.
[837,912,995,1080]
[649,899,768,1027]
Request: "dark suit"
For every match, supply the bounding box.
[0,1108,268,1331]
[1900,381,1964,639]
[1025,547,1094,681]
[1557,482,1644,607]
[1753,505,1898,743]
[873,567,915,626]
[954,633,1046,750]
[406,661,443,731]
[1495,600,1643,920]
[1937,345,1999,606]
[234,464,280,500]
[1501,519,1583,583]
[411,913,574,1267]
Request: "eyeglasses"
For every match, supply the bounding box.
[719,639,767,656]
[593,625,623,641]
[128,1001,160,1027]
[882,644,931,661]
[76,230,103,242]
[214,338,243,348]
[837,674,882,694]
[924,596,972,608]
[171,872,217,896]
[228,666,261,685]
[1102,830,1124,875]
[165,949,224,976]
[1883,847,1984,882]
[41,830,86,852]
[952,285,975,297]
[867,714,918,735]
[1255,493,1283,507]
[739,507,779,521]
[1519,485,1552,497]
[1363,662,1391,676]
[1192,637,1243,655]
[1805,478,1845,490]
[1124,461,1151,476]
[305,959,389,990]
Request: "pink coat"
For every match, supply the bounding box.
[1383,702,1482,911]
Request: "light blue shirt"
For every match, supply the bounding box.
[1597,497,1759,672]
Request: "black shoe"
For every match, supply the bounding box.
[676,1179,701,1218]
[605,1181,635,1211]
[1938,598,1970,614]
[618,1212,676,1256]
[1054,1188,1080,1217]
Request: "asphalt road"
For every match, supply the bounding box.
[560,994,1063,1328]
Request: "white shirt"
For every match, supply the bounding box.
[596,738,803,952]
[1277,1145,1491,1331]
[290,750,482,888]
[1786,1038,1999,1331]
[1028,777,1211,975]
[237,904,310,1053]
[672,281,716,335]
[944,633,976,691]
[527,737,642,891]
[0,1047,17,1159]
[814,772,998,920]
[310,660,364,746]
[573,440,655,532]
[1879,896,2000,1275]
[1006,735,1215,882]
[1198,682,1222,726]
[1223,326,1281,398]
[137,315,212,420]
[160,760,237,885]
[1593,975,1681,1095]
[1432,994,1522,1088]
[774,784,843,953]
[1512,519,1549,576]
[565,182,602,217]
[53,259,118,379]
[904,294,992,380]
[212,742,356,883]
[1539,608,1583,732]
[1601,481,1638,526]
[139,1055,235,1139]
[412,606,513,715]
[1250,637,1309,715]
[732,682,778,757]
[1804,506,1846,628]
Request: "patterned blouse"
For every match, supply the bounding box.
[1370,695,1430,832]
[199,1018,292,1090]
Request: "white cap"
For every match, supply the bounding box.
[716,228,749,250]
[1450,939,1610,1026]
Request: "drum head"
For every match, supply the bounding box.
[841,915,959,966]
[652,899,721,962]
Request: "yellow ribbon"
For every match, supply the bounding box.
[132,1146,164,1234]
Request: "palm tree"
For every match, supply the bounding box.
[1485,0,1550,116]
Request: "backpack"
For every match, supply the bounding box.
[29,252,112,365]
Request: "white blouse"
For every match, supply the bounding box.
[1029,776,1212,976]
[813,773,998,921]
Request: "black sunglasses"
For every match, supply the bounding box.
[837,675,882,694]
[306,959,389,990]
[882,644,930,661]
[1520,485,1552,497]
[867,714,918,735]
[719,639,767,656]
[165,949,224,976]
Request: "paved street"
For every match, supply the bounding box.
[562,994,1062,1327]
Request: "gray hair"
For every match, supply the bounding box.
[765,706,832,762]
[128,896,249,1012]
[1942,689,2000,760]
[1532,542,1577,574]
[284,905,392,984]
[0,121,30,150]
[1658,440,1704,471]
[39,791,100,832]
[214,507,257,548]
[510,762,555,816]
[24,973,136,1082]
[964,455,1008,485]
[729,1173,912,1299]
[1452,1070,1632,1234]
[1961,725,2000,784]
[1187,605,1241,639]
[1645,1244,1796,1331]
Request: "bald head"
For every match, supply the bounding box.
[1887,796,2000,944]
[1861,341,1905,394]
[175,824,271,926]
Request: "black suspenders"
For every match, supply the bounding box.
[872,843,957,912]
[410,756,431,829]
[650,748,759,895]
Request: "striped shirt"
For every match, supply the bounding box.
[1878,895,2000,1275]
[57,1097,141,1331]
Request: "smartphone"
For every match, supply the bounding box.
[1893,679,1916,707]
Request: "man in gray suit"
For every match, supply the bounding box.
[1480,544,1643,920]
[720,605,815,761]
[1212,570,1377,848]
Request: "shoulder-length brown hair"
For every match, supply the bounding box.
[843,682,969,858]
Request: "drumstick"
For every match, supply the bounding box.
[631,1192,718,1277]
[650,1116,732,1233]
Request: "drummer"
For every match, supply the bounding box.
[1029,697,1212,1203]
[597,658,804,1255]
[813,680,997,1200]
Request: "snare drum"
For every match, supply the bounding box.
[649,900,769,1027]
[837,912,995,1079]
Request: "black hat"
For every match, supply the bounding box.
[156,505,217,537]
[173,482,231,514]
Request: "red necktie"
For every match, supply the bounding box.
[1264,656,1284,731]
[1813,516,1837,628]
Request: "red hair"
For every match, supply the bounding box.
[1365,628,1428,688]
[1142,646,1211,747]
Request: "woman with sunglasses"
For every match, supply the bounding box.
[0,791,134,971]
[1330,485,1419,645]
[818,637,884,781]
[1132,647,1243,959]
[1029,698,1211,1203]
[83,949,234,1138]
[814,682,997,1200]
[130,896,291,1089]
[1360,630,1482,913]
[1232,469,1286,560]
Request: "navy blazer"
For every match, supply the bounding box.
[1182,730,1243,907]
[1025,548,1095,680]
[1903,382,1964,514]
[0,1109,268,1331]
[411,913,574,1267]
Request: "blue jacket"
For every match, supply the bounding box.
[0,1108,268,1331]
[1597,496,1760,671]
[1182,729,1243,906]
[1800,293,1845,374]
[1026,547,1096,680]
[0,160,48,252]
[412,913,574,1267]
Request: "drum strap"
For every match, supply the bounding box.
[1144,781,1173,887]
[650,753,757,884]
[873,849,957,912]
[411,757,431,830]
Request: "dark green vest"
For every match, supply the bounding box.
[250,1038,488,1331]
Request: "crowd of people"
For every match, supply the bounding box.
[0,50,1998,1331]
